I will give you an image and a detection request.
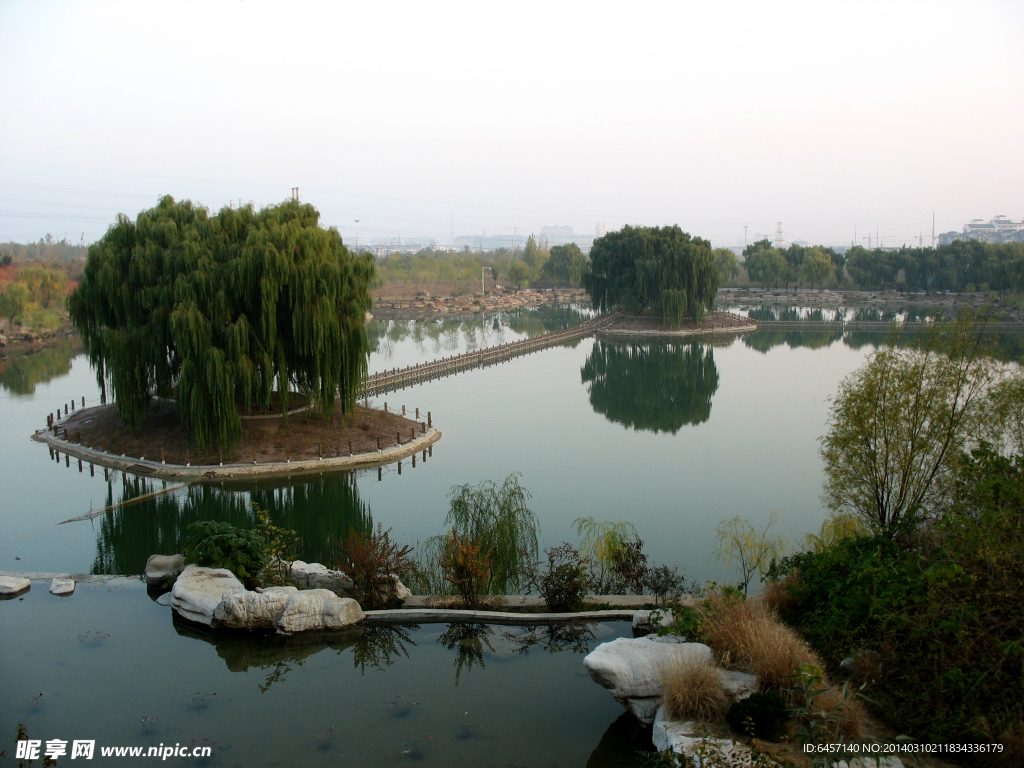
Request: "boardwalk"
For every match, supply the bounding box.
[359,312,621,397]
[753,319,1024,333]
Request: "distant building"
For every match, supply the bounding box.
[939,215,1024,246]
[595,223,608,237]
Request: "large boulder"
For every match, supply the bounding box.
[49,578,75,596]
[213,587,298,630]
[0,576,30,597]
[274,589,364,634]
[585,637,714,726]
[652,707,752,764]
[171,565,244,626]
[145,554,185,587]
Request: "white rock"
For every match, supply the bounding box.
[145,554,185,587]
[274,589,364,634]
[584,637,713,699]
[624,697,661,725]
[155,592,173,607]
[383,574,412,602]
[214,587,297,630]
[49,578,75,596]
[170,565,244,626]
[0,576,30,596]
[307,569,356,596]
[652,707,755,766]
[720,670,759,703]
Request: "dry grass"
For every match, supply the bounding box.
[697,590,864,739]
[660,658,728,722]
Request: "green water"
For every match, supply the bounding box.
[0,311,885,583]
[0,581,647,767]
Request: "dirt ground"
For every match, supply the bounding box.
[56,399,429,466]
[372,280,482,301]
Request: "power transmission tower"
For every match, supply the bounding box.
[773,222,784,249]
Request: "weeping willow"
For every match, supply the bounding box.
[68,196,375,448]
[584,225,718,326]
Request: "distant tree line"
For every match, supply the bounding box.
[742,239,847,290]
[842,240,1024,293]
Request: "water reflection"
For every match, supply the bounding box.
[368,304,591,359]
[502,623,596,655]
[438,623,495,684]
[581,340,720,433]
[92,472,372,575]
[0,338,80,395]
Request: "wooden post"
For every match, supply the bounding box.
[71,400,75,411]
[396,431,401,445]
[286,449,291,463]
[376,435,381,451]
[397,460,402,475]
[421,422,425,433]
[378,466,382,481]
[410,427,415,440]
[402,405,406,416]
[412,454,416,468]
[384,402,388,412]
[427,411,432,428]
[348,440,352,456]
[82,397,85,408]
[78,458,82,472]
[415,407,419,419]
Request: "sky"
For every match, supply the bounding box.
[1,0,1022,250]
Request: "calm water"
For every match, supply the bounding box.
[0,581,646,767]
[0,310,929,766]
[0,310,887,583]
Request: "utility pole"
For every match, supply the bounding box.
[932,210,935,249]
[354,220,360,251]
[744,225,748,249]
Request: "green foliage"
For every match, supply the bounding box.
[713,248,741,285]
[725,690,789,741]
[713,512,789,593]
[436,473,539,594]
[573,517,642,593]
[820,316,996,538]
[0,339,78,395]
[68,196,374,447]
[786,663,856,754]
[646,566,687,606]
[0,281,29,325]
[544,243,587,285]
[336,523,415,609]
[249,501,298,587]
[844,239,1024,292]
[581,340,720,433]
[15,266,67,307]
[532,543,590,612]
[775,444,1024,759]
[183,520,266,588]
[653,604,703,639]
[584,225,717,326]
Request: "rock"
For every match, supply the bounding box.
[214,587,298,630]
[171,565,244,626]
[633,608,675,636]
[624,697,661,725]
[652,707,754,764]
[145,554,185,587]
[584,637,713,700]
[383,573,412,602]
[720,670,758,703]
[0,576,31,597]
[275,589,364,634]
[288,561,355,596]
[49,578,75,596]
[155,592,173,607]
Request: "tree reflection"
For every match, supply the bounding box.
[0,339,80,395]
[91,471,372,575]
[350,624,418,673]
[502,623,596,655]
[437,623,495,684]
[581,340,719,433]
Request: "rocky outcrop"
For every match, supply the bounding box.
[652,707,750,763]
[585,637,714,725]
[274,589,364,634]
[49,578,75,596]
[213,587,298,630]
[170,565,244,626]
[288,561,355,595]
[145,554,185,587]
[0,576,31,597]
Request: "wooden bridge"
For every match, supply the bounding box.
[358,312,621,397]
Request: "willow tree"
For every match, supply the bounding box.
[69,196,375,448]
[583,225,718,326]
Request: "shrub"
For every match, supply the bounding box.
[336,524,415,609]
[660,658,727,722]
[251,502,297,587]
[183,520,266,588]
[645,564,687,605]
[574,517,646,593]
[533,543,590,612]
[725,691,789,741]
[439,533,491,609]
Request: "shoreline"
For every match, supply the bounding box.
[31,422,442,481]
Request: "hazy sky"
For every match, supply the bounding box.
[2,0,1022,249]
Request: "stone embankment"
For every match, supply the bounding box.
[721,287,1008,313]
[373,287,587,318]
